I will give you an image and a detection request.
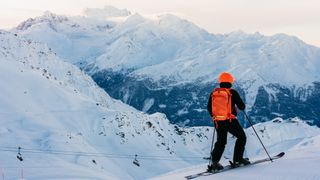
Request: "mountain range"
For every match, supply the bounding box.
[12,6,320,127]
[0,29,214,179]
[1,6,320,179]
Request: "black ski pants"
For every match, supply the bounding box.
[211,119,246,163]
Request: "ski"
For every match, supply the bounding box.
[185,152,285,179]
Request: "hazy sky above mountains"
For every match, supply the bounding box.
[1,0,319,47]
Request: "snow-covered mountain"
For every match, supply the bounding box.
[2,6,320,179]
[0,31,320,177]
[0,30,217,179]
[12,7,320,127]
[1,29,319,179]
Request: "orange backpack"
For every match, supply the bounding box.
[211,88,236,121]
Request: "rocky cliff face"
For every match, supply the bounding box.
[92,70,320,127]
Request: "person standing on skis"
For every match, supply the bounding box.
[207,72,250,171]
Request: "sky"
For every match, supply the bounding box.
[0,0,319,47]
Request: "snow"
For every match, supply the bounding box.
[152,147,320,180]
[159,104,167,108]
[0,38,319,179]
[142,98,155,112]
[0,30,224,179]
[177,108,189,116]
[152,121,320,180]
[0,31,212,179]
[3,6,320,179]
[12,7,320,110]
[13,11,117,65]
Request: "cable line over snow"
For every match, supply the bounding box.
[0,146,207,162]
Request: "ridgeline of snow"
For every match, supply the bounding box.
[14,11,117,64]
[12,7,320,109]
[14,8,320,87]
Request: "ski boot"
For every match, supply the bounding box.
[207,162,224,172]
[232,158,250,168]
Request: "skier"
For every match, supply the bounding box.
[207,72,250,171]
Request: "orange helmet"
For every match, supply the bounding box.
[218,72,234,84]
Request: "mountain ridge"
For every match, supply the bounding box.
[0,31,319,179]
[12,7,320,127]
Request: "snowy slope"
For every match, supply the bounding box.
[0,30,119,179]
[0,30,213,179]
[0,31,319,179]
[152,119,320,180]
[153,137,320,180]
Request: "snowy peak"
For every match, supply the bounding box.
[132,30,320,86]
[13,8,215,68]
[155,13,214,43]
[108,12,212,41]
[11,8,320,127]
[115,13,146,30]
[92,12,215,71]
[84,6,131,19]
[14,10,116,34]
[15,11,68,31]
[0,29,118,109]
[13,7,320,86]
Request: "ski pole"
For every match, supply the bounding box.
[243,111,273,162]
[208,125,216,165]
